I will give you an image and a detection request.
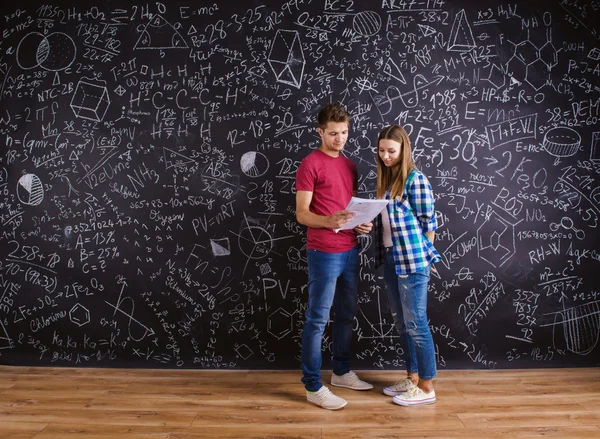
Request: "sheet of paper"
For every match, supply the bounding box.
[334,197,389,233]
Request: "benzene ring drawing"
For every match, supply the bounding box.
[69,303,91,327]
[268,30,306,89]
[477,210,517,268]
[16,32,76,71]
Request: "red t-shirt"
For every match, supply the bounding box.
[296,149,358,253]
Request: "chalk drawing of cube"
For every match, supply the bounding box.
[70,80,110,122]
[268,30,305,89]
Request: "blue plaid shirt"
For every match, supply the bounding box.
[375,169,441,274]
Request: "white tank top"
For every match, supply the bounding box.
[381,206,393,248]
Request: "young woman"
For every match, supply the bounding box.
[374,125,441,406]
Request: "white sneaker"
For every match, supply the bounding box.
[383,377,417,396]
[331,371,373,391]
[392,386,436,406]
[306,386,347,410]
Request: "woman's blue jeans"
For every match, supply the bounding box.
[383,248,437,380]
[301,246,359,392]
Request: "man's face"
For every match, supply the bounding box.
[317,121,349,156]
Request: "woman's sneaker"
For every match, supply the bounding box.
[383,377,417,396]
[392,386,436,406]
[306,386,347,410]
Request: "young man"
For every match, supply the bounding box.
[295,103,373,410]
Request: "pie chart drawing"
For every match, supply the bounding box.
[238,225,273,259]
[240,151,269,178]
[17,174,44,206]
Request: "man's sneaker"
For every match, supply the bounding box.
[383,377,417,396]
[331,371,374,391]
[392,386,436,406]
[306,386,347,410]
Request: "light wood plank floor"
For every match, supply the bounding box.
[0,366,599,438]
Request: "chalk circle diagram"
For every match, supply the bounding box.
[542,127,581,157]
[238,223,273,260]
[134,15,188,49]
[17,174,44,206]
[240,151,269,178]
[353,11,382,36]
[16,32,76,71]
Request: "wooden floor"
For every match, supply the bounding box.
[0,366,599,438]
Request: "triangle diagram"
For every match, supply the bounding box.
[276,64,301,88]
[163,147,196,170]
[447,9,476,52]
[417,23,437,38]
[413,74,428,90]
[134,15,189,50]
[383,58,406,84]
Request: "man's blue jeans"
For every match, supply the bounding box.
[383,248,437,380]
[301,246,359,392]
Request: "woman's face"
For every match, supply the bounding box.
[378,139,402,170]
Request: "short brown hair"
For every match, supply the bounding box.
[317,103,351,128]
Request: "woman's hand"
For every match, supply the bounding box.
[354,222,373,235]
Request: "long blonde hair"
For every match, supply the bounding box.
[376,125,416,199]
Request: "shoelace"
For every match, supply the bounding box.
[402,386,421,398]
[392,378,413,389]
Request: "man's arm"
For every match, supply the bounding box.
[296,190,354,230]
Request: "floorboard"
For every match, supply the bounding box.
[0,366,598,438]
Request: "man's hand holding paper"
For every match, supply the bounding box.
[333,197,389,233]
[326,210,356,230]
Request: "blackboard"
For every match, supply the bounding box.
[0,0,599,370]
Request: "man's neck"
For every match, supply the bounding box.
[318,144,340,158]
